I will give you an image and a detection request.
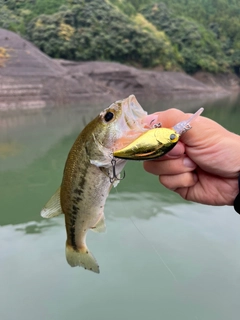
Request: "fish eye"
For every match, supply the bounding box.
[170,133,176,140]
[104,111,114,122]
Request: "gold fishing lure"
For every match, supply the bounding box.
[113,128,179,160]
[113,108,204,160]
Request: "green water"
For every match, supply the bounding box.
[1,94,240,320]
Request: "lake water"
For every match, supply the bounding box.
[1,94,240,320]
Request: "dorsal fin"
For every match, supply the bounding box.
[41,186,62,218]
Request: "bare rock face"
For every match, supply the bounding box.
[62,61,212,96]
[0,28,237,110]
[193,71,240,92]
[0,29,111,110]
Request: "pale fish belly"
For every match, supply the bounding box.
[64,163,111,273]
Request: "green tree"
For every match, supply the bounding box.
[141,2,228,73]
[26,0,179,68]
[0,0,240,75]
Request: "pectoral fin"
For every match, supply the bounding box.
[90,158,111,167]
[41,186,62,218]
[91,214,106,233]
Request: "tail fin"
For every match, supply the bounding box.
[66,244,100,274]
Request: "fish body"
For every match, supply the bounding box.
[113,107,204,161]
[41,95,149,273]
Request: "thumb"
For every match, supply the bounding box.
[164,141,185,158]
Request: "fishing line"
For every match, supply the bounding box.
[129,216,177,282]
[114,185,177,282]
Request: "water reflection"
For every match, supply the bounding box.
[200,94,240,133]
[15,220,58,234]
[108,191,178,220]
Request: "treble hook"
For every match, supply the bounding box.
[109,158,126,183]
[150,119,162,128]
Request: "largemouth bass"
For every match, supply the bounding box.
[40,95,150,273]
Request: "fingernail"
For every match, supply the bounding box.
[183,157,196,168]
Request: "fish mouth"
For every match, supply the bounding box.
[112,95,149,152]
[121,95,148,129]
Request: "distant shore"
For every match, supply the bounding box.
[0,29,239,111]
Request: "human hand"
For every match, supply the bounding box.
[143,109,240,206]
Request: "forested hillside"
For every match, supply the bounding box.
[0,0,239,75]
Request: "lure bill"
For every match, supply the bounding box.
[113,107,204,160]
[172,107,204,135]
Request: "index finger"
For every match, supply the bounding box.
[143,108,222,148]
[143,108,188,128]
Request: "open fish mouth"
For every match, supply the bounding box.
[121,95,148,129]
[111,95,150,152]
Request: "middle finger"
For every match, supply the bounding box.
[143,156,197,176]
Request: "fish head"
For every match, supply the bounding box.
[86,95,149,168]
[90,95,148,149]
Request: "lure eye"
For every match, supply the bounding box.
[170,133,176,140]
[104,111,114,122]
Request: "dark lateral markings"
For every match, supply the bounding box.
[69,166,88,250]
[70,204,79,250]
[74,188,83,196]
[73,196,81,205]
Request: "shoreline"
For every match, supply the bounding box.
[0,28,239,111]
